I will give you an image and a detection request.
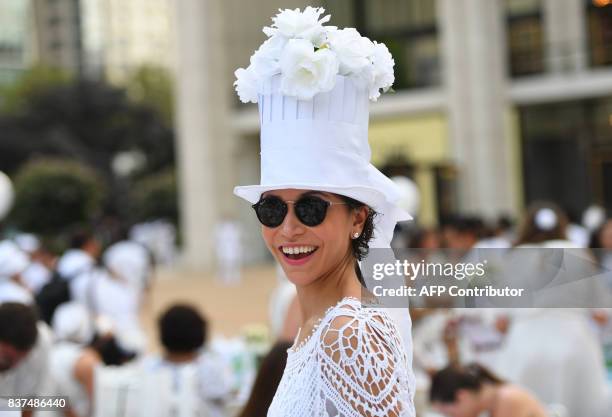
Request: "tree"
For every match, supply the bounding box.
[125,65,174,125]
[0,65,71,115]
[10,158,106,235]
[0,78,176,218]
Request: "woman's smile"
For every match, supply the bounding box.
[278,244,319,266]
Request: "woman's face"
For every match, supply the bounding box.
[432,390,481,417]
[259,189,365,286]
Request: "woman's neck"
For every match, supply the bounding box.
[295,256,362,324]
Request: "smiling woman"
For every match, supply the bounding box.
[232,6,416,417]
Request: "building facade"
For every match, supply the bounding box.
[175,0,612,270]
[0,0,37,85]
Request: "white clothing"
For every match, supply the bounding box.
[56,249,94,280]
[48,342,90,417]
[496,309,610,417]
[103,241,151,290]
[0,281,32,305]
[0,322,52,397]
[52,302,94,345]
[0,240,29,280]
[21,262,51,294]
[71,268,146,351]
[140,353,232,417]
[267,297,415,417]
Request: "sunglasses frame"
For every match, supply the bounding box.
[252,195,348,228]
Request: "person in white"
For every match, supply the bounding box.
[0,302,53,417]
[48,302,98,417]
[0,240,33,305]
[140,304,232,417]
[213,219,242,285]
[233,7,415,416]
[13,234,53,295]
[70,240,151,353]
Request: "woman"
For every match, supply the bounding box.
[430,363,548,417]
[238,342,292,417]
[429,364,548,417]
[233,7,415,417]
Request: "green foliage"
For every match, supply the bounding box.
[125,65,174,125]
[0,66,71,115]
[131,168,178,224]
[10,159,106,235]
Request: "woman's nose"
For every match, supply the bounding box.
[280,204,305,238]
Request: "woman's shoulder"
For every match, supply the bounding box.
[317,296,406,362]
[314,297,413,416]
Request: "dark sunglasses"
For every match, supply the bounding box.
[252,195,347,227]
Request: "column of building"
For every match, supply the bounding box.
[438,0,518,220]
[174,0,236,271]
[543,0,588,74]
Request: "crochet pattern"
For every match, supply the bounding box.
[268,297,414,417]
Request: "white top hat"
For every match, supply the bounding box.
[233,7,412,248]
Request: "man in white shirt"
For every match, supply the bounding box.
[0,303,52,417]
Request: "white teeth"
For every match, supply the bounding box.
[282,246,316,255]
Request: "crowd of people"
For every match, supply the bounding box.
[399,202,612,417]
[0,227,237,417]
[1,200,612,417]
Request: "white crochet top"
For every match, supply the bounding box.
[267,297,415,417]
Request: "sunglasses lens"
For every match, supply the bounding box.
[254,197,286,227]
[295,197,329,226]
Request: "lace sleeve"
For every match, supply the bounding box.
[317,305,413,417]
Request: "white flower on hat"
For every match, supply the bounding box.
[263,6,331,47]
[235,36,287,103]
[234,67,259,103]
[368,41,395,101]
[234,7,396,103]
[279,39,339,100]
[327,28,374,76]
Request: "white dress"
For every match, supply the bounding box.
[267,297,414,417]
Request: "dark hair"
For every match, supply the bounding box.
[89,334,136,366]
[337,195,378,261]
[514,202,568,246]
[430,363,504,404]
[443,216,485,238]
[69,229,95,250]
[0,303,39,351]
[337,194,378,288]
[158,304,207,353]
[238,341,292,417]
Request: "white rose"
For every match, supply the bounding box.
[279,38,339,100]
[263,7,331,47]
[234,37,287,104]
[250,36,286,78]
[368,41,395,101]
[234,66,259,103]
[327,28,373,76]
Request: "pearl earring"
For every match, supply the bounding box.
[353,232,360,239]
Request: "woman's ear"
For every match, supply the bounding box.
[352,206,368,231]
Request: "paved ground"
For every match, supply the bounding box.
[140,264,278,352]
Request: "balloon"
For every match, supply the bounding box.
[391,176,420,217]
[0,171,14,221]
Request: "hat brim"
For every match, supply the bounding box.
[234,183,413,221]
